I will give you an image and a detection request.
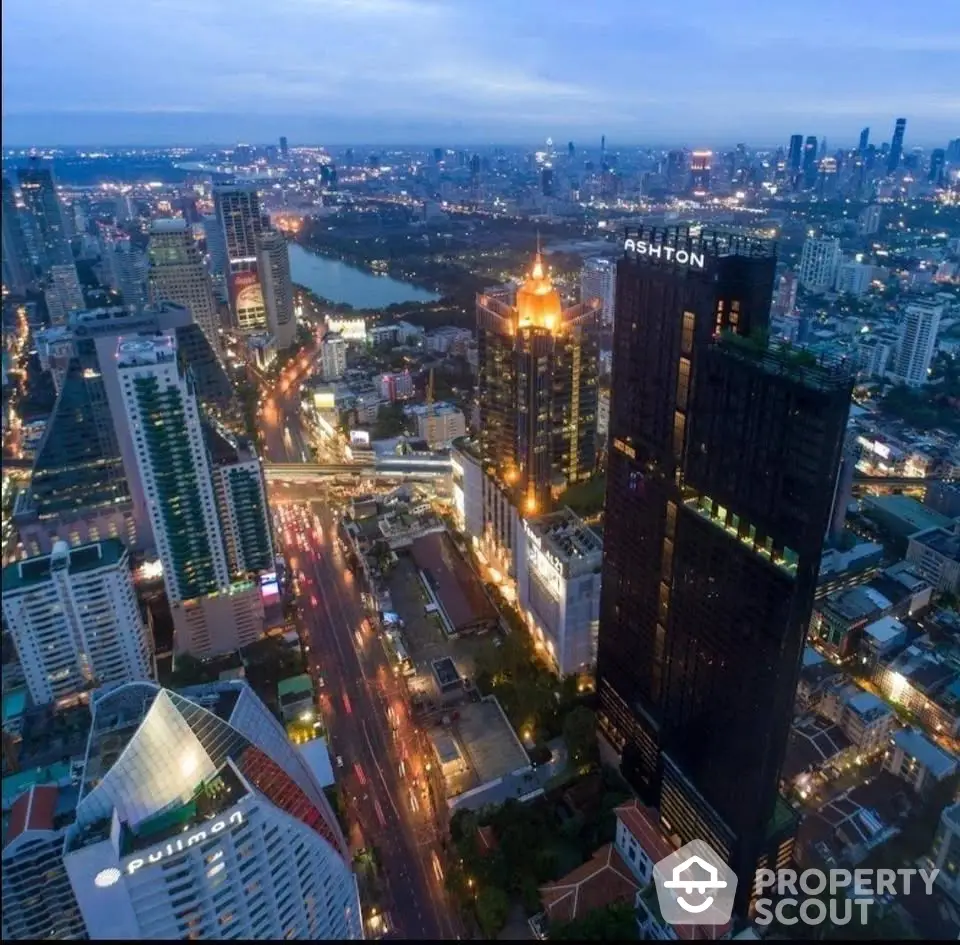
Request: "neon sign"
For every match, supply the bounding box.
[126,811,244,875]
[623,239,706,269]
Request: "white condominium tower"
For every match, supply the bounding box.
[1,538,153,706]
[798,236,842,293]
[257,229,297,350]
[580,257,616,326]
[148,218,222,355]
[894,301,943,387]
[115,331,264,654]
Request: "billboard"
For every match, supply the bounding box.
[259,570,280,600]
[229,270,265,326]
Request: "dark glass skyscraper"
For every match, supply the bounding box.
[1,176,32,294]
[887,117,907,173]
[476,253,601,514]
[858,126,870,153]
[802,136,819,188]
[597,227,852,911]
[787,134,803,175]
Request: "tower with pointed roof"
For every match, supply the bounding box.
[476,249,602,515]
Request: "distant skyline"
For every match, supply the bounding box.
[2,0,957,148]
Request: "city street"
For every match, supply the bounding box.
[262,352,461,940]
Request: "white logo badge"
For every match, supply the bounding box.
[654,839,737,926]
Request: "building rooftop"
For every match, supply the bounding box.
[864,494,952,534]
[150,217,188,234]
[525,508,603,567]
[891,729,958,779]
[540,842,640,926]
[2,538,127,593]
[864,615,908,646]
[116,332,177,368]
[277,674,313,704]
[410,531,498,634]
[910,524,960,563]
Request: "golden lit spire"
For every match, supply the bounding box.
[516,242,562,332]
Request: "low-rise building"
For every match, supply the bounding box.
[378,370,414,402]
[415,403,466,449]
[906,521,960,593]
[516,509,603,676]
[819,682,896,754]
[883,728,958,794]
[862,615,909,665]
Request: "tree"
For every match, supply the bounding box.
[563,705,598,767]
[373,402,407,438]
[474,885,510,938]
[551,902,640,941]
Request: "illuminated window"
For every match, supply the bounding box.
[658,581,670,623]
[681,312,695,354]
[672,411,686,459]
[676,358,691,410]
[665,501,677,539]
[661,538,674,579]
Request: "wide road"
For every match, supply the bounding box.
[262,349,460,940]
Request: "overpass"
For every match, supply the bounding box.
[264,457,453,483]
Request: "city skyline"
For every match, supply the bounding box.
[2,0,958,146]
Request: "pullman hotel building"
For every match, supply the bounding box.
[597,226,852,912]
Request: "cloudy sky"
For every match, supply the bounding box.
[3,0,957,147]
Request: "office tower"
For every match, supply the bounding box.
[802,136,819,188]
[1,176,33,294]
[567,141,575,159]
[858,127,870,154]
[214,182,267,331]
[101,237,148,312]
[929,149,946,184]
[798,235,842,292]
[581,257,617,326]
[0,679,361,940]
[598,226,852,912]
[279,135,289,158]
[541,166,555,197]
[147,218,222,355]
[320,331,348,380]
[894,301,943,387]
[206,423,275,575]
[689,151,712,194]
[948,138,960,163]
[17,158,74,272]
[257,229,297,350]
[477,251,601,514]
[888,117,907,173]
[202,213,227,296]
[787,135,803,176]
[44,263,85,325]
[1,539,153,706]
[857,204,882,236]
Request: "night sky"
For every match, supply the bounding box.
[3,0,957,146]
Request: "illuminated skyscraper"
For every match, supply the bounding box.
[597,226,852,913]
[214,182,267,331]
[689,151,712,194]
[257,229,296,350]
[888,117,907,173]
[476,251,601,515]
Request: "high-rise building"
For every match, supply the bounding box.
[798,236,842,292]
[857,204,882,236]
[279,135,289,158]
[835,261,874,296]
[206,423,275,575]
[477,252,601,514]
[929,149,946,184]
[257,229,297,350]
[101,237,148,312]
[894,301,943,387]
[1,539,153,706]
[115,331,264,654]
[540,166,555,197]
[598,226,852,913]
[787,135,803,176]
[44,263,85,325]
[17,303,240,558]
[773,271,798,317]
[1,175,33,294]
[17,158,74,272]
[802,136,819,188]
[858,127,870,154]
[214,183,267,331]
[320,331,348,381]
[202,213,228,300]
[888,117,907,173]
[581,257,617,326]
[689,151,712,194]
[148,218,222,355]
[2,679,361,940]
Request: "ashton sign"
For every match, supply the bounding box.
[125,811,244,875]
[623,238,706,269]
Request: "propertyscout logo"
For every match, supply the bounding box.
[653,840,939,930]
